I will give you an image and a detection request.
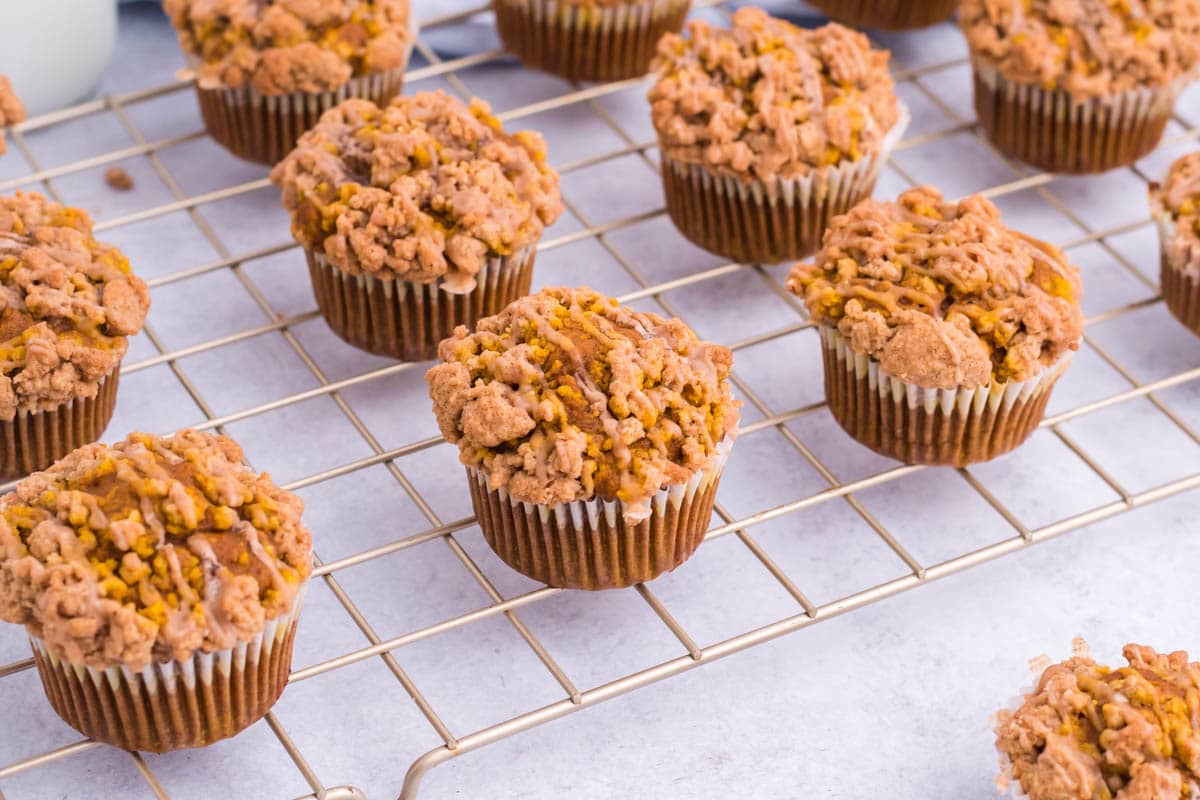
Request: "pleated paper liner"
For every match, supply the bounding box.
[29,593,304,753]
[493,0,690,83]
[658,107,909,265]
[819,327,1068,467]
[0,368,119,481]
[307,247,536,362]
[805,0,956,30]
[195,67,407,165]
[468,440,732,590]
[972,61,1185,174]
[1157,215,1200,337]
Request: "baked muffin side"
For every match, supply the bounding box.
[427,287,739,589]
[959,0,1200,172]
[648,6,907,263]
[787,186,1083,465]
[271,90,563,361]
[0,192,150,476]
[0,429,313,751]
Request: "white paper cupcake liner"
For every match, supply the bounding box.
[307,246,536,362]
[972,60,1189,173]
[820,325,1068,466]
[29,586,306,753]
[659,104,910,264]
[468,437,733,590]
[494,0,691,82]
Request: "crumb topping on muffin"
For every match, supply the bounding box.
[0,192,150,420]
[0,430,312,671]
[787,186,1083,389]
[271,90,563,292]
[426,287,739,521]
[163,0,413,94]
[959,0,1200,97]
[996,644,1200,800]
[1151,151,1200,274]
[0,76,26,157]
[649,6,901,181]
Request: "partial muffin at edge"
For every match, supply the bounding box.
[996,643,1200,800]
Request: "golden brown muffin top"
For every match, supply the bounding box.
[270,90,564,292]
[164,0,413,94]
[648,6,901,181]
[0,430,313,671]
[0,192,150,421]
[959,0,1200,98]
[1151,151,1200,275]
[426,287,739,521]
[0,76,26,157]
[787,186,1083,389]
[996,644,1200,800]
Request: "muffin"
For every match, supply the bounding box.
[493,0,691,82]
[786,186,1083,466]
[271,90,563,362]
[0,75,26,156]
[996,643,1200,800]
[163,0,415,165]
[426,287,738,590]
[960,0,1200,174]
[0,429,313,752]
[649,7,908,265]
[1151,152,1200,335]
[0,192,150,479]
[805,0,956,31]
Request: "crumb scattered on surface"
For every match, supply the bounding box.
[104,167,134,192]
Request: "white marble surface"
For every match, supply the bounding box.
[1,2,1200,799]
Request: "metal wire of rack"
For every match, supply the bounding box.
[0,2,1198,798]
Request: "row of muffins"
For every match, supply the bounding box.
[0,2,1196,796]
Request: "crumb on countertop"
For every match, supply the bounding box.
[104,167,134,192]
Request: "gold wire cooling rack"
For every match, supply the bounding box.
[1,3,1199,799]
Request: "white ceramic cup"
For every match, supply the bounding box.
[0,0,118,116]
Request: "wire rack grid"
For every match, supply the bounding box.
[0,2,1199,798]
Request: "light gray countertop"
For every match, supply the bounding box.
[1,3,1199,799]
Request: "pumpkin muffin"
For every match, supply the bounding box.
[649,6,908,265]
[271,90,563,362]
[0,192,150,478]
[493,0,691,82]
[0,76,26,156]
[1151,152,1200,336]
[163,0,415,164]
[996,643,1200,800]
[786,186,1083,466]
[960,0,1200,173]
[806,0,955,31]
[426,287,738,590]
[0,429,313,752]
